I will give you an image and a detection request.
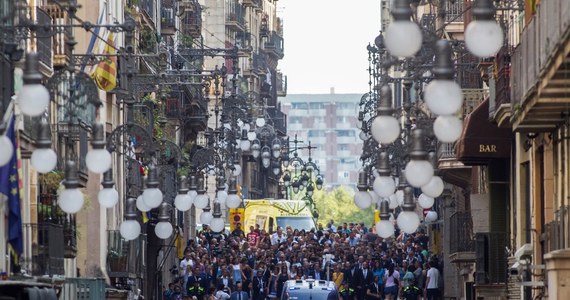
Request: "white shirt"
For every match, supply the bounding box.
[179,258,194,275]
[426,267,440,289]
[271,233,286,246]
[215,290,231,300]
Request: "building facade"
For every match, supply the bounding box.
[281,92,362,190]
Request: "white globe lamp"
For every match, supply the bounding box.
[434,115,463,143]
[18,53,50,117]
[421,176,444,198]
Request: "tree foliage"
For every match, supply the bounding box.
[312,186,375,227]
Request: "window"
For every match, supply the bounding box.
[314,116,325,124]
[290,116,303,124]
[307,130,326,137]
[336,130,355,137]
[337,144,349,151]
[336,116,348,123]
[337,102,354,110]
[309,102,325,109]
[291,102,308,110]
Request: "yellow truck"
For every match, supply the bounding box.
[229,199,316,233]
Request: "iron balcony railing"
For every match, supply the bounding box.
[445,0,464,22]
[489,47,511,119]
[264,31,284,58]
[180,0,202,38]
[475,232,508,284]
[268,107,287,135]
[226,0,245,29]
[544,205,570,252]
[36,7,53,68]
[61,278,106,299]
[511,0,570,106]
[449,211,475,254]
[140,0,155,21]
[437,142,455,160]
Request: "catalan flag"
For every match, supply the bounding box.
[0,113,23,265]
[91,32,117,92]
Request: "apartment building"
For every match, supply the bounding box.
[281,92,363,190]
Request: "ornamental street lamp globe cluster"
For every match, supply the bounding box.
[355,0,505,236]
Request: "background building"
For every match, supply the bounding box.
[281,92,363,190]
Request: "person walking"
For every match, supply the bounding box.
[424,261,440,300]
[230,282,249,300]
[382,264,399,300]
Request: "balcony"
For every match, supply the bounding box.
[226,0,246,32]
[543,205,570,253]
[475,232,509,285]
[140,0,156,25]
[242,0,260,8]
[437,142,470,187]
[263,31,284,59]
[462,88,488,116]
[43,5,70,67]
[276,70,287,97]
[107,230,143,279]
[36,7,53,75]
[268,107,287,135]
[489,47,512,128]
[160,0,176,35]
[180,0,202,38]
[449,211,476,263]
[511,0,570,131]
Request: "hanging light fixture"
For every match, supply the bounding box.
[200,200,213,224]
[58,161,85,214]
[31,118,57,173]
[193,176,209,209]
[240,129,251,151]
[86,122,112,174]
[251,140,261,159]
[465,0,503,58]
[155,201,173,239]
[210,201,225,232]
[271,138,282,158]
[315,175,324,190]
[216,176,228,206]
[384,0,423,57]
[283,172,291,187]
[142,164,163,208]
[373,151,396,197]
[271,160,281,176]
[421,152,444,198]
[98,169,119,208]
[261,146,271,168]
[404,129,433,188]
[174,176,193,211]
[136,194,151,212]
[18,53,50,117]
[396,186,420,234]
[226,178,241,208]
[354,171,373,209]
[0,125,14,167]
[188,174,198,202]
[371,85,400,145]
[375,199,395,238]
[120,197,141,241]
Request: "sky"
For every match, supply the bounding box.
[277,0,382,95]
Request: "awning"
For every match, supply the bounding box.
[455,98,513,165]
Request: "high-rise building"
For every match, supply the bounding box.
[281,92,363,190]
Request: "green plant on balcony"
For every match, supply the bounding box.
[107,249,128,271]
[139,29,157,52]
[39,171,64,194]
[179,34,193,47]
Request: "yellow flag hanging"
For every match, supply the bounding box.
[91,32,117,92]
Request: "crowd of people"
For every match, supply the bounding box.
[163,220,443,300]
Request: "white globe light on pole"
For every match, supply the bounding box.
[0,134,14,167]
[18,53,50,117]
[58,161,85,214]
[433,115,463,143]
[384,0,423,57]
[143,165,163,209]
[200,209,213,225]
[120,220,141,241]
[418,193,435,209]
[155,201,174,239]
[421,176,444,198]
[31,118,57,173]
[86,124,112,173]
[174,176,193,212]
[376,220,395,238]
[98,170,119,208]
[424,80,463,116]
[465,0,504,58]
[136,195,151,212]
[397,211,421,234]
